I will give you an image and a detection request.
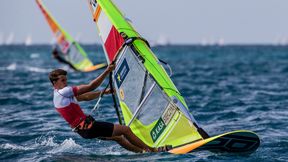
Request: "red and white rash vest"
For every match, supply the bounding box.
[53,86,87,128]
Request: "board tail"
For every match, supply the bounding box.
[169,130,260,154]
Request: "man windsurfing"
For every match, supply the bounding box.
[48,64,170,153]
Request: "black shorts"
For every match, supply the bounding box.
[75,116,114,139]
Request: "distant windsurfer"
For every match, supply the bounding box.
[49,65,169,153]
[52,48,78,71]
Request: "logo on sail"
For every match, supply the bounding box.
[114,59,130,88]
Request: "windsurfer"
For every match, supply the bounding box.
[52,47,78,71]
[48,65,167,153]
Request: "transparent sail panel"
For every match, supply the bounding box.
[137,84,170,125]
[114,47,148,114]
[114,46,169,125]
[68,44,86,64]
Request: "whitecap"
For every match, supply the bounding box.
[30,53,40,59]
[25,66,50,73]
[6,63,17,70]
[36,136,59,147]
[1,143,33,151]
[48,138,82,154]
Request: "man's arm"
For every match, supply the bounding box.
[76,88,113,101]
[76,64,115,96]
[76,91,101,101]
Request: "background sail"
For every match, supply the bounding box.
[87,0,205,147]
[36,0,105,72]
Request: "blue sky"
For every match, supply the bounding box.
[1,0,288,44]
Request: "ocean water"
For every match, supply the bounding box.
[0,45,287,161]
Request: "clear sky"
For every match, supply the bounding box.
[1,0,288,45]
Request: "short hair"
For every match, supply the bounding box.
[49,69,67,85]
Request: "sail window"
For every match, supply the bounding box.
[114,46,170,125]
[68,44,86,64]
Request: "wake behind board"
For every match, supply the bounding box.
[169,130,260,154]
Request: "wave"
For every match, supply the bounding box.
[1,143,33,151]
[34,135,84,154]
[24,66,51,73]
[0,63,52,73]
[34,134,125,156]
[48,138,82,154]
[36,136,59,147]
[6,63,17,70]
[30,53,40,59]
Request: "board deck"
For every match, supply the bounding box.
[169,130,260,154]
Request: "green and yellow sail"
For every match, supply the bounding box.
[87,0,208,148]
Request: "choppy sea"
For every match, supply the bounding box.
[0,44,287,161]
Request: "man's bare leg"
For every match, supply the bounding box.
[111,124,156,152]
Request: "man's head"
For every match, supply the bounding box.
[49,69,68,88]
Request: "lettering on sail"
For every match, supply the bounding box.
[150,118,166,142]
[162,103,177,125]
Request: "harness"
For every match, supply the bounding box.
[72,115,94,132]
